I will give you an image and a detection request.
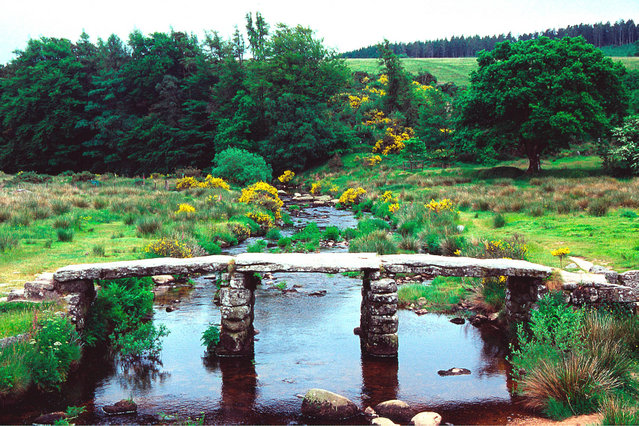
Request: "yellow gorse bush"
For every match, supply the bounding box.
[388,203,400,214]
[363,110,392,126]
[381,190,398,204]
[176,176,200,190]
[310,182,322,195]
[364,155,382,166]
[175,203,196,215]
[278,170,295,183]
[202,175,230,190]
[373,126,414,155]
[339,187,367,206]
[348,94,369,109]
[425,198,454,213]
[176,175,230,190]
[231,223,251,240]
[239,181,283,220]
[145,239,193,258]
[246,211,274,229]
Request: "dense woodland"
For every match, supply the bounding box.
[343,19,639,58]
[0,14,637,177]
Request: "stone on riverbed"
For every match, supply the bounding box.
[103,399,137,415]
[152,275,175,285]
[372,417,399,426]
[301,388,359,420]
[374,399,415,422]
[33,411,67,424]
[437,367,471,376]
[411,411,442,426]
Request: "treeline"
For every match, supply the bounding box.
[0,14,354,175]
[343,19,639,58]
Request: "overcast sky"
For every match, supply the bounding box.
[1,0,638,64]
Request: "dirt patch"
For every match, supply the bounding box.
[508,413,602,425]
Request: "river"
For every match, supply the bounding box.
[0,201,533,424]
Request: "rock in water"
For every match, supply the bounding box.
[374,399,415,422]
[301,388,359,420]
[103,399,137,415]
[411,411,442,426]
[450,317,465,324]
[33,412,67,424]
[437,367,471,376]
[372,417,399,426]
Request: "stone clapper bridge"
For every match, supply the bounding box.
[36,253,552,358]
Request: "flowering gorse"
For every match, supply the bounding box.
[175,203,196,215]
[246,211,274,230]
[551,247,571,268]
[277,170,295,184]
[239,181,283,220]
[339,187,367,206]
[145,238,193,258]
[425,198,454,213]
[373,126,415,155]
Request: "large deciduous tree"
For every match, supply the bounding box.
[458,36,627,173]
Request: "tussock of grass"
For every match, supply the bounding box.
[398,277,467,311]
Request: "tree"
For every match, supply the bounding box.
[457,36,627,173]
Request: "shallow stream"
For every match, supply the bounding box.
[0,202,533,424]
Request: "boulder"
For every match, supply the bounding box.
[374,399,415,423]
[450,317,465,325]
[411,411,442,426]
[103,399,137,415]
[372,417,399,426]
[620,270,639,289]
[301,388,359,420]
[33,411,67,424]
[152,275,175,285]
[437,367,471,376]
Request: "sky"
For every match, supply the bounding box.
[1,0,638,64]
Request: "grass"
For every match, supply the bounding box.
[345,57,639,87]
[307,152,639,271]
[345,57,477,86]
[397,277,467,310]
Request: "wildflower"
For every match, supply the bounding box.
[551,247,571,268]
[310,182,322,195]
[176,176,200,190]
[239,181,283,220]
[425,198,454,213]
[388,203,400,214]
[200,175,230,190]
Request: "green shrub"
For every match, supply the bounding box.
[201,323,220,355]
[83,277,167,359]
[56,228,74,242]
[10,171,51,184]
[278,237,292,248]
[123,213,135,225]
[357,218,390,234]
[0,208,11,223]
[322,226,341,241]
[29,316,81,390]
[601,394,639,425]
[265,228,282,241]
[71,171,96,183]
[342,227,359,240]
[619,209,638,219]
[211,147,273,186]
[493,213,506,228]
[247,240,268,253]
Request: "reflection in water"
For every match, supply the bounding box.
[116,358,170,392]
[361,356,398,408]
[219,358,258,422]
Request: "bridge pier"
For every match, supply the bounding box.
[506,276,547,324]
[216,272,258,357]
[360,272,399,357]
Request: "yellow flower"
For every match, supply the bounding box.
[175,203,196,215]
[425,198,454,213]
[310,182,322,195]
[278,170,295,183]
[551,247,571,257]
[388,203,399,214]
[200,175,230,190]
[176,176,200,190]
[239,181,283,220]
[339,187,367,206]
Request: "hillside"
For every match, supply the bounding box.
[345,56,639,87]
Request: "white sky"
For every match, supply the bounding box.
[1,0,638,64]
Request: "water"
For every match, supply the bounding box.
[0,203,533,424]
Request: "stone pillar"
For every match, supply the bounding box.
[216,272,258,357]
[53,278,96,331]
[505,276,547,324]
[360,271,398,357]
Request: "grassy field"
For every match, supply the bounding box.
[345,56,639,87]
[306,153,639,272]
